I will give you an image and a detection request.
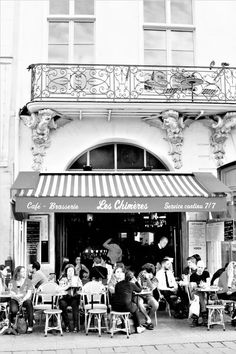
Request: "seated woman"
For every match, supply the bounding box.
[58,264,82,333]
[74,256,90,279]
[108,265,125,295]
[111,270,145,334]
[9,266,34,333]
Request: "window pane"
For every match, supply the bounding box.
[171,31,193,50]
[146,151,167,169]
[171,0,192,24]
[144,50,167,65]
[69,154,87,169]
[49,22,69,44]
[49,0,69,14]
[144,0,166,23]
[74,22,94,44]
[48,45,68,62]
[117,145,144,169]
[90,145,114,169]
[171,51,194,66]
[144,30,166,49]
[74,45,94,63]
[75,0,94,15]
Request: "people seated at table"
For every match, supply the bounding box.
[189,260,210,327]
[111,270,145,334]
[9,266,34,333]
[74,256,90,279]
[29,261,48,289]
[211,263,229,286]
[58,264,82,333]
[156,258,178,314]
[136,263,159,329]
[91,256,108,285]
[182,256,197,277]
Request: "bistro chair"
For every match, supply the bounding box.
[80,291,108,332]
[33,282,60,324]
[110,311,130,338]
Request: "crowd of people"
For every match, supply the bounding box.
[1,236,236,335]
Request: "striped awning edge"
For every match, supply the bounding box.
[14,173,216,198]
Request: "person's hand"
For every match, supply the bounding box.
[227,288,232,295]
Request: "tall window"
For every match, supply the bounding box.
[144,0,194,66]
[68,143,168,171]
[48,0,95,63]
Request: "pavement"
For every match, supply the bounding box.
[1,313,236,354]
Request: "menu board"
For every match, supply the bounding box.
[188,221,206,263]
[224,220,234,241]
[26,220,40,263]
[206,221,224,242]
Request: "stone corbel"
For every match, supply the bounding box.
[210,112,236,166]
[21,109,57,171]
[161,110,185,169]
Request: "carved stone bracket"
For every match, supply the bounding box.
[21,109,57,171]
[209,112,236,166]
[142,109,188,169]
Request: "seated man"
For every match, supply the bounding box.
[91,256,108,285]
[189,260,210,327]
[136,263,159,329]
[182,256,197,277]
[156,258,178,314]
[29,261,48,289]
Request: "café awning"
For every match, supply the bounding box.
[12,171,230,213]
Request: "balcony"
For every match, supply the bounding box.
[27,63,236,118]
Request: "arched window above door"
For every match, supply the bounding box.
[68,143,168,170]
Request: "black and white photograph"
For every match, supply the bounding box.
[1,0,236,353]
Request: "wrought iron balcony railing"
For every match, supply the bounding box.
[28,63,236,104]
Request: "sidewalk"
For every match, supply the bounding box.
[1,315,236,353]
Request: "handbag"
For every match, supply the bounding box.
[15,307,28,334]
[188,294,200,318]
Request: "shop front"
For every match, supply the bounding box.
[11,171,230,277]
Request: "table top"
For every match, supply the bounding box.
[133,289,152,296]
[196,286,222,292]
[0,291,24,298]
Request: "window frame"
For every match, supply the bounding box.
[48,0,95,63]
[143,0,195,66]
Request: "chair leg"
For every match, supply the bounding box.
[44,314,49,337]
[110,315,116,338]
[86,313,92,335]
[97,314,102,337]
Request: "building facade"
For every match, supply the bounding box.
[1,0,236,277]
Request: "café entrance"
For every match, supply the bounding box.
[55,212,182,276]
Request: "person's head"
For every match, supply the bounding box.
[161,258,172,270]
[187,256,197,269]
[32,261,40,273]
[75,257,81,265]
[13,266,26,281]
[125,270,135,282]
[192,254,201,263]
[93,256,102,265]
[158,237,168,249]
[141,263,155,279]
[80,269,89,280]
[113,266,125,281]
[0,265,9,277]
[64,264,75,278]
[196,260,205,275]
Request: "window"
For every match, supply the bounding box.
[144,0,194,65]
[68,143,167,171]
[48,0,95,63]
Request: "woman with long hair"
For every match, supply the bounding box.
[58,263,82,333]
[9,266,34,333]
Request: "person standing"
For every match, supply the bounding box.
[103,238,122,266]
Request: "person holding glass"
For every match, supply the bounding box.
[9,266,34,333]
[58,264,82,333]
